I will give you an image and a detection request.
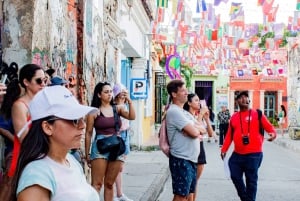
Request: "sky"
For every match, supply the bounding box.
[187,0,297,24]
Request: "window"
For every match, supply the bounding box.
[264,92,276,118]
[155,72,166,123]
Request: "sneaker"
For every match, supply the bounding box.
[207,139,211,143]
[116,194,133,201]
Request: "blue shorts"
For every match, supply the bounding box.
[169,154,197,196]
[90,134,125,162]
[120,130,130,155]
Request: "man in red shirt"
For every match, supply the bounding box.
[221,91,276,201]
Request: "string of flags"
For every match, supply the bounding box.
[153,0,299,77]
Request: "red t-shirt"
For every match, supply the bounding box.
[221,109,276,154]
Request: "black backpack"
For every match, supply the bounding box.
[231,109,264,140]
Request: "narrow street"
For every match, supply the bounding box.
[157,139,300,201]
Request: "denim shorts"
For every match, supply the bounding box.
[169,154,197,196]
[90,134,125,162]
[120,130,130,155]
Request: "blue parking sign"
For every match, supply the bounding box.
[130,78,148,100]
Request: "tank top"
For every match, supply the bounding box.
[94,111,122,135]
[8,100,32,177]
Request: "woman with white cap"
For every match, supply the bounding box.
[10,86,99,201]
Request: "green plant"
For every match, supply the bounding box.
[268,117,279,127]
[162,87,168,106]
[181,63,193,88]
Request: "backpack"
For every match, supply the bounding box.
[158,118,169,157]
[231,109,264,140]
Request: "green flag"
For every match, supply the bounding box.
[157,0,168,8]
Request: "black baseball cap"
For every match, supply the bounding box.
[235,91,248,100]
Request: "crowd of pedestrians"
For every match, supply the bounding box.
[0,63,280,201]
[0,63,136,201]
[164,81,278,201]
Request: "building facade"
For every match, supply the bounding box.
[0,0,156,147]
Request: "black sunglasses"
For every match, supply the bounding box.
[35,77,47,85]
[47,117,85,128]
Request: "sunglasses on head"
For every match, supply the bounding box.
[35,77,47,85]
[47,117,85,128]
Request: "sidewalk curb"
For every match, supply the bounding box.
[141,163,170,201]
[273,138,300,154]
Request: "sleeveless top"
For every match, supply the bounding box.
[8,100,32,177]
[94,111,122,135]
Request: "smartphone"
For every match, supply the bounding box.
[0,74,7,84]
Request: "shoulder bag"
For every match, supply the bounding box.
[96,105,126,161]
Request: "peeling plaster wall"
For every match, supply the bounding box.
[2,0,80,98]
[83,0,120,104]
[83,0,105,104]
[32,0,51,69]
[2,0,119,105]
[33,0,79,98]
[2,0,34,66]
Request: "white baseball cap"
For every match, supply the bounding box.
[29,86,98,121]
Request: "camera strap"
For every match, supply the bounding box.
[239,110,251,136]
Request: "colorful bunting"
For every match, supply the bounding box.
[172,0,178,15]
[196,0,207,13]
[231,7,244,26]
[297,0,300,11]
[267,4,279,22]
[152,0,291,77]
[262,0,275,15]
[272,23,284,39]
[214,0,229,6]
[157,0,168,8]
[229,2,242,15]
[156,7,165,23]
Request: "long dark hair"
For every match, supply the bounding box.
[19,64,43,89]
[183,93,197,111]
[91,82,114,107]
[0,78,20,120]
[10,117,52,201]
[281,105,287,117]
[1,64,43,121]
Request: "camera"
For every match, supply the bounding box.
[242,135,249,145]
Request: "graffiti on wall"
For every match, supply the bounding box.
[32,48,51,69]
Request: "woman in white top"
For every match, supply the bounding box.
[183,93,214,201]
[10,86,99,201]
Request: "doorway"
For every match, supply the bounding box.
[195,81,213,108]
[264,92,276,118]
